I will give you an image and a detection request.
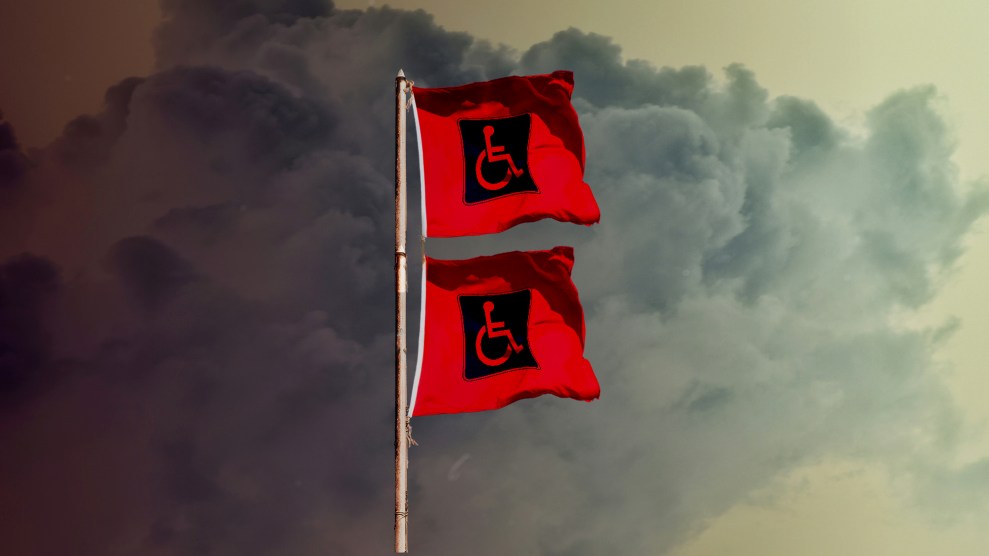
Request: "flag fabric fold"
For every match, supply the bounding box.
[412,71,600,237]
[409,246,599,417]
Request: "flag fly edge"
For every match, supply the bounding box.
[410,93,428,237]
[408,257,426,417]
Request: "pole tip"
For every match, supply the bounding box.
[397,69,406,78]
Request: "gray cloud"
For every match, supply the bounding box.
[1,2,987,555]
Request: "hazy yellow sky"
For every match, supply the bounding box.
[2,1,987,552]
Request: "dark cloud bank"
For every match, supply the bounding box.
[2,1,988,554]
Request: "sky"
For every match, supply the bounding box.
[2,1,989,554]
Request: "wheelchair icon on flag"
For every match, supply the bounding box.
[474,125,525,191]
[475,300,525,367]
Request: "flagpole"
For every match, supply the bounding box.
[394,69,410,553]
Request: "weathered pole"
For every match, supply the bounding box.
[394,69,410,553]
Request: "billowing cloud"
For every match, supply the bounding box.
[1,2,987,554]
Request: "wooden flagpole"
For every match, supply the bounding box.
[394,69,410,553]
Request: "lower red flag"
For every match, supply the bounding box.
[409,246,599,417]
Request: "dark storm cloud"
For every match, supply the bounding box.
[155,0,334,67]
[0,114,31,188]
[51,77,144,169]
[1,2,987,555]
[0,254,59,402]
[107,236,198,312]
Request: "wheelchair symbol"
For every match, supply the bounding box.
[475,300,525,367]
[475,125,525,191]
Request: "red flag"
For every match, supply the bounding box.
[409,247,599,417]
[412,71,600,237]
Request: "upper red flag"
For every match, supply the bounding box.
[412,71,601,237]
[409,246,599,417]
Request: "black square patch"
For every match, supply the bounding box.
[459,114,539,204]
[459,290,539,380]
